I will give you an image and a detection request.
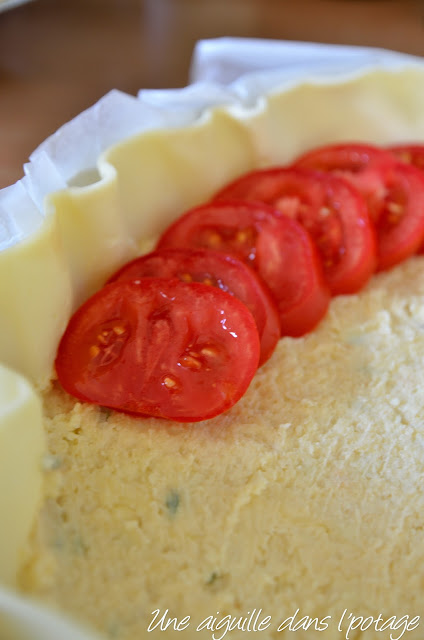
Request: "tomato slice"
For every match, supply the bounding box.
[157,200,330,337]
[55,279,260,422]
[293,142,424,271]
[214,167,377,295]
[107,247,280,366]
[388,144,424,171]
[387,144,424,256]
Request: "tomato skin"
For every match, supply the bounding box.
[157,199,330,337]
[55,279,260,422]
[293,142,424,270]
[107,247,280,366]
[293,142,392,173]
[214,167,377,295]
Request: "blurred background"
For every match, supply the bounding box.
[0,0,423,188]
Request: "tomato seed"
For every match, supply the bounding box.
[180,355,202,369]
[319,206,331,218]
[386,201,403,219]
[207,231,222,247]
[113,325,126,335]
[235,230,248,243]
[163,376,178,389]
[200,347,218,357]
[89,345,100,358]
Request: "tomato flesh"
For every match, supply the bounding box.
[388,144,424,171]
[157,200,330,337]
[214,167,377,295]
[293,143,424,270]
[55,279,260,422]
[107,247,280,366]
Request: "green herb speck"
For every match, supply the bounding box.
[165,490,180,515]
[206,571,219,585]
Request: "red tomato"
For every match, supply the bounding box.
[157,200,330,337]
[107,247,280,366]
[214,167,377,295]
[388,144,424,171]
[55,279,260,422]
[293,143,424,271]
[387,144,424,256]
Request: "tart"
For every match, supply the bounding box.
[2,40,424,640]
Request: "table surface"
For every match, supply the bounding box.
[1,0,424,189]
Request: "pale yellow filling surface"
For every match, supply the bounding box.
[20,257,424,640]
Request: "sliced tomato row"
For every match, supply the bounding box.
[214,143,424,278]
[55,207,325,422]
[212,168,377,295]
[157,200,331,337]
[55,141,424,424]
